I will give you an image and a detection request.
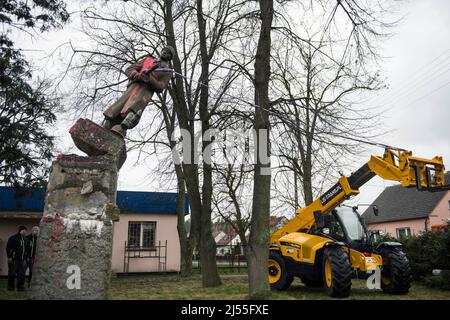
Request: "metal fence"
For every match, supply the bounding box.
[123,240,167,274]
[193,243,247,272]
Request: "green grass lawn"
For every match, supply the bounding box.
[1,273,449,300]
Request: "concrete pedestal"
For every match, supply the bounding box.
[28,119,123,299]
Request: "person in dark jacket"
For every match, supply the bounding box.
[6,226,28,291]
[26,226,39,288]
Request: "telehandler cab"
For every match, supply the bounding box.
[268,149,449,297]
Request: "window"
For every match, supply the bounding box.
[333,206,368,242]
[396,227,411,238]
[128,221,156,248]
[370,230,381,242]
[328,215,346,241]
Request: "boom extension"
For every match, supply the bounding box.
[270,149,449,244]
[365,149,449,191]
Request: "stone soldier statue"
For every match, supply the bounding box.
[103,46,175,137]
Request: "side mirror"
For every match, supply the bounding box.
[373,205,379,216]
[314,211,332,229]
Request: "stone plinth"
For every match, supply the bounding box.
[69,118,127,170]
[28,155,120,300]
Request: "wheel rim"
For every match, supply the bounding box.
[325,258,332,287]
[268,259,281,284]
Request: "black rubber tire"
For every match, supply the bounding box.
[268,252,294,291]
[301,277,323,288]
[322,247,352,298]
[379,247,411,294]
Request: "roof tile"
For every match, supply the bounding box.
[362,172,449,224]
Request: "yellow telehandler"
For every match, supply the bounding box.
[269,148,449,297]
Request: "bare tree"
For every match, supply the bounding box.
[211,117,254,252]
[247,0,274,299]
[212,164,252,251]
[158,91,194,277]
[162,0,260,287]
[270,31,384,209]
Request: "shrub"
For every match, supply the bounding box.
[402,230,450,280]
[424,270,450,291]
[441,270,450,290]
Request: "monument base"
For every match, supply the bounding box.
[28,133,121,299]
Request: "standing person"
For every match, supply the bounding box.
[102,45,175,138]
[6,226,28,291]
[26,226,39,288]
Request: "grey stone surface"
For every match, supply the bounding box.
[80,180,94,195]
[28,156,119,300]
[69,118,127,170]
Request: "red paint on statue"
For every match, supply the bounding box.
[117,57,160,116]
[141,57,160,80]
[120,83,141,115]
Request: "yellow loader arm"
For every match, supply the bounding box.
[270,149,449,245]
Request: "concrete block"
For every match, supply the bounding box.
[69,118,127,170]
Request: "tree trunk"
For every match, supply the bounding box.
[163,0,203,270]
[175,165,194,277]
[198,213,221,286]
[247,0,273,300]
[302,162,314,205]
[303,54,314,206]
[196,0,221,287]
[164,0,221,287]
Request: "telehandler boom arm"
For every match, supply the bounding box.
[270,149,449,244]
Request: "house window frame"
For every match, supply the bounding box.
[127,221,157,249]
[396,227,411,238]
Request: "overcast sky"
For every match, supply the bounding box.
[12,0,450,211]
[350,0,450,206]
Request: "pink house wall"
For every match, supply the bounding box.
[429,190,450,227]
[111,213,180,273]
[367,191,450,237]
[367,218,427,238]
[1,213,181,276]
[0,218,40,276]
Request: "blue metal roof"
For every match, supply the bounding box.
[116,190,189,214]
[0,187,188,215]
[0,187,46,212]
